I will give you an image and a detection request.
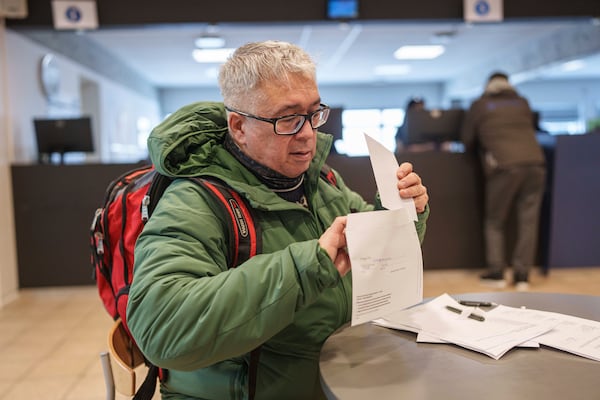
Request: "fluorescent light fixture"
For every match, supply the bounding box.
[192,48,235,63]
[374,64,412,76]
[560,59,585,72]
[394,45,445,60]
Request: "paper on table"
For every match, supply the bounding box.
[346,208,423,326]
[364,133,417,221]
[375,294,557,359]
[486,305,600,362]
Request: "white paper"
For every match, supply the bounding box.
[374,294,600,361]
[346,208,423,326]
[486,306,600,362]
[375,294,557,359]
[364,133,417,221]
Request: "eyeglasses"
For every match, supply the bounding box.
[225,104,330,135]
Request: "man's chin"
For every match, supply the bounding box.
[284,162,311,178]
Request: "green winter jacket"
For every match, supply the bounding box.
[127,101,429,400]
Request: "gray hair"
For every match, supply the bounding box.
[218,40,317,110]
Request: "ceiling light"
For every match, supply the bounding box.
[394,45,445,60]
[194,34,226,49]
[374,64,412,76]
[560,59,585,72]
[192,48,235,63]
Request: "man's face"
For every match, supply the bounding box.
[228,75,321,178]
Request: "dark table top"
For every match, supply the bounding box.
[320,292,600,400]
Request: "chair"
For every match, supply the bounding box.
[100,318,147,400]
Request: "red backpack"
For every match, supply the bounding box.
[89,164,261,399]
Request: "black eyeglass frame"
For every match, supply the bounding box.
[224,104,330,135]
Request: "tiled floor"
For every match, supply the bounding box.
[0,266,599,400]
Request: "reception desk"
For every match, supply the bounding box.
[13,133,594,287]
[12,154,487,288]
[327,152,486,270]
[548,133,600,268]
[11,163,141,287]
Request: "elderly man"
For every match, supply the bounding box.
[128,40,429,399]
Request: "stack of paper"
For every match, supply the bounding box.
[373,293,600,361]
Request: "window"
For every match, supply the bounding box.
[334,108,404,156]
[538,107,586,135]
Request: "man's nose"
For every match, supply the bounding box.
[295,118,316,138]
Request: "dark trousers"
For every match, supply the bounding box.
[484,164,546,275]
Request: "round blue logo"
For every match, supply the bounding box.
[474,0,490,16]
[65,6,82,22]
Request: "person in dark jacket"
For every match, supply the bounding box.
[395,97,425,152]
[461,71,546,290]
[127,40,429,399]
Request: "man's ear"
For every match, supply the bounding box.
[227,112,246,145]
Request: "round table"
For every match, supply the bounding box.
[319,292,600,400]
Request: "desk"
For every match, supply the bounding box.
[11,163,142,287]
[320,293,600,400]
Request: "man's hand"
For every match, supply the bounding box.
[318,216,351,276]
[397,162,429,213]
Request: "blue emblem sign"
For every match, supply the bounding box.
[474,0,490,16]
[65,6,82,22]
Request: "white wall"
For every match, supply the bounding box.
[6,30,162,164]
[519,79,600,126]
[0,20,19,307]
[0,28,162,307]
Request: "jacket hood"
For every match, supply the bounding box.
[147,101,229,177]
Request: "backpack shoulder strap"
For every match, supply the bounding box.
[320,163,338,187]
[141,171,174,222]
[188,177,262,268]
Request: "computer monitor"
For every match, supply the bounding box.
[33,116,95,164]
[404,108,465,145]
[326,0,359,20]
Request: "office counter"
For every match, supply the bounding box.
[327,152,486,269]
[11,163,141,287]
[10,134,592,287]
[548,133,600,268]
[12,154,486,288]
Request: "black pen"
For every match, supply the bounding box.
[458,300,494,307]
[446,305,485,322]
[445,305,463,314]
[467,312,485,322]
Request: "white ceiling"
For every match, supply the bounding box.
[49,18,600,94]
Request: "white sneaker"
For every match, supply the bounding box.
[515,281,530,291]
[514,272,530,291]
[479,271,507,289]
